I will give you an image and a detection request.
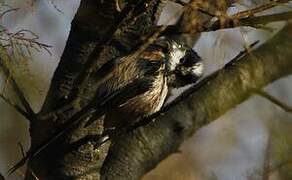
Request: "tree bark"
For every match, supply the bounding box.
[26,1,118,179]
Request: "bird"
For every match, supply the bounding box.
[87,37,205,132]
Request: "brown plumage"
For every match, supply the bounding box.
[95,45,169,128]
[90,38,204,130]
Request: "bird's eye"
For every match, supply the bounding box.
[179,57,186,64]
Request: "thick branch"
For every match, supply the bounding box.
[25,1,119,179]
[101,23,292,180]
[41,0,119,112]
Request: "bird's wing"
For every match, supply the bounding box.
[84,77,155,126]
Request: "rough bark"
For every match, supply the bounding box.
[26,1,118,179]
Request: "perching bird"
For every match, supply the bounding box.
[86,37,205,130]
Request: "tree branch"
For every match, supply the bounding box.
[0,58,35,120]
[254,90,292,113]
[163,2,292,37]
[40,0,119,112]
[100,22,292,180]
[0,93,31,120]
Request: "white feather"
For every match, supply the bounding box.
[192,62,204,76]
[168,43,186,71]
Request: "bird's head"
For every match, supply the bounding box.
[164,39,204,88]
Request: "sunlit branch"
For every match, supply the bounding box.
[210,11,292,30]
[232,0,291,19]
[163,10,292,37]
[163,1,292,36]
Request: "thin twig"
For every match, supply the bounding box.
[163,1,292,36]
[207,0,292,29]
[0,58,35,119]
[205,10,292,31]
[0,93,31,120]
[254,90,292,113]
[0,8,19,19]
[18,142,26,158]
[0,28,52,55]
[232,0,289,19]
[30,171,40,180]
[17,142,39,180]
[49,0,64,15]
[240,11,292,26]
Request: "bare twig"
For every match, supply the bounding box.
[163,1,292,36]
[0,93,31,120]
[239,11,292,26]
[17,142,39,180]
[0,24,51,121]
[0,58,35,119]
[18,142,26,158]
[0,8,19,19]
[254,90,292,113]
[30,171,40,180]
[207,0,292,30]
[0,29,52,55]
[49,0,64,15]
[232,0,290,19]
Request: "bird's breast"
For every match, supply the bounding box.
[118,73,168,117]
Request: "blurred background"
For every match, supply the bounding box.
[0,0,291,179]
